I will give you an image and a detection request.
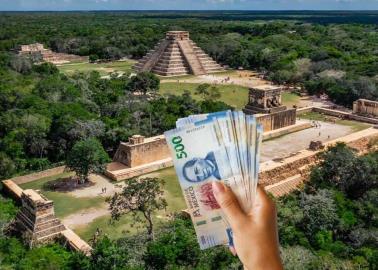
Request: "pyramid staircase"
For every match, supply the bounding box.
[134,31,223,76]
[15,189,66,247]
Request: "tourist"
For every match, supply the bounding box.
[213,182,283,270]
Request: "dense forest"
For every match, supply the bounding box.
[1,11,377,106]
[0,62,229,179]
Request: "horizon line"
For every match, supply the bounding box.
[1,9,378,12]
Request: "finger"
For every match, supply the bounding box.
[253,185,277,218]
[212,181,247,229]
[255,185,273,206]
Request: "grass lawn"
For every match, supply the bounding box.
[160,82,249,109]
[20,173,105,218]
[57,60,136,76]
[30,168,185,241]
[299,111,371,132]
[282,92,301,108]
[160,82,301,109]
[75,167,184,240]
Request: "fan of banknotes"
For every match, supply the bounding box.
[164,110,263,250]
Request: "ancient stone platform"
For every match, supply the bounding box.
[133,31,223,76]
[353,99,378,118]
[106,135,173,181]
[243,85,297,132]
[17,43,86,64]
[15,189,66,247]
[3,179,93,255]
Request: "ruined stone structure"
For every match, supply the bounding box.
[15,189,66,247]
[18,43,45,53]
[17,43,86,64]
[133,31,222,76]
[353,99,378,118]
[106,135,172,180]
[243,85,297,132]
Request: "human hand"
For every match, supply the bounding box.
[212,181,283,270]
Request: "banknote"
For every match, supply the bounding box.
[165,110,263,249]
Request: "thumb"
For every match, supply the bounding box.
[212,181,247,229]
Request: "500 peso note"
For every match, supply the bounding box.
[165,111,263,249]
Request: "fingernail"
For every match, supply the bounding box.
[229,246,237,256]
[212,181,225,195]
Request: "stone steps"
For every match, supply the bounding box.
[134,32,223,76]
[33,231,64,246]
[34,223,66,239]
[177,40,206,75]
[35,218,63,232]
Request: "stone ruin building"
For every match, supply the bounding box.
[106,135,172,181]
[133,31,223,76]
[243,85,297,132]
[353,99,378,118]
[17,43,86,64]
[15,189,66,247]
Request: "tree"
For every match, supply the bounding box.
[32,62,59,75]
[144,214,200,269]
[16,244,73,270]
[67,120,106,141]
[207,85,221,101]
[89,54,99,63]
[195,83,211,99]
[195,84,221,101]
[0,152,16,180]
[87,236,129,270]
[128,72,160,95]
[310,143,378,199]
[280,245,317,270]
[300,189,338,239]
[0,193,18,235]
[108,177,167,240]
[66,138,110,184]
[9,55,32,74]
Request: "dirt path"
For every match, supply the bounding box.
[62,204,110,228]
[68,174,125,198]
[161,70,271,88]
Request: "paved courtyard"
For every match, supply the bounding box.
[260,120,354,162]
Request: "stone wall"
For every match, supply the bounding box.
[259,127,378,187]
[297,106,378,125]
[128,137,170,167]
[7,166,66,185]
[256,108,296,132]
[353,99,378,117]
[106,158,173,181]
[262,121,312,141]
[113,135,171,168]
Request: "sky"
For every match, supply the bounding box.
[0,0,377,11]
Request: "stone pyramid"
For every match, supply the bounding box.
[133,31,223,76]
[15,189,66,247]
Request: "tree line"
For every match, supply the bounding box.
[0,12,376,106]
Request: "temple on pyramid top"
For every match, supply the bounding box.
[133,31,223,76]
